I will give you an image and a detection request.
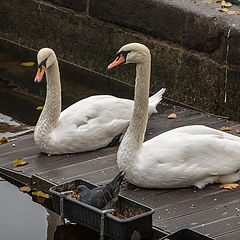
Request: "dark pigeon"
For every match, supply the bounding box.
[76,171,125,209]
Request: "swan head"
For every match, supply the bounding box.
[108,43,150,69]
[34,48,57,82]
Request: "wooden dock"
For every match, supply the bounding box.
[1,101,240,239]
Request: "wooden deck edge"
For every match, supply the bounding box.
[32,174,57,192]
[0,166,31,185]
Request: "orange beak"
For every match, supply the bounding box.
[34,65,45,83]
[107,54,125,69]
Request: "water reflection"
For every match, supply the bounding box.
[0,178,102,240]
[53,224,100,240]
[46,209,61,240]
[0,179,48,240]
[0,113,31,138]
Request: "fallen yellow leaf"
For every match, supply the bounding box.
[202,0,214,3]
[219,183,239,189]
[13,158,28,167]
[168,113,177,119]
[19,186,31,192]
[221,0,232,7]
[219,126,232,131]
[0,137,8,144]
[32,191,49,199]
[21,62,35,67]
[36,106,43,110]
[236,129,240,134]
[218,7,229,12]
[227,10,240,15]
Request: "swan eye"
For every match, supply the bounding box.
[116,51,132,62]
[38,59,47,68]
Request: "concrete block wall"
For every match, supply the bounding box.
[0,0,240,119]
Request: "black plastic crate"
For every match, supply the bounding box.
[160,229,214,240]
[49,179,154,240]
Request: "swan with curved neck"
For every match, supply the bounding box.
[108,43,240,189]
[33,48,165,154]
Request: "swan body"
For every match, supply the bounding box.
[33,48,164,154]
[108,43,240,189]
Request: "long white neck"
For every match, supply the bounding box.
[35,60,61,134]
[117,57,151,170]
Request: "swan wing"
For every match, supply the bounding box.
[49,95,132,152]
[58,95,132,131]
[134,125,240,188]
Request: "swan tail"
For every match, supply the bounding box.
[149,88,166,114]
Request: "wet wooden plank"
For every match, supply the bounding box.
[215,229,240,240]
[121,185,223,210]
[3,146,118,175]
[0,167,31,185]
[154,194,240,233]
[153,188,240,220]
[193,214,240,238]
[146,104,237,139]
[38,154,117,183]
[0,135,39,164]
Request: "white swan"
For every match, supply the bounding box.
[33,48,165,154]
[108,43,240,189]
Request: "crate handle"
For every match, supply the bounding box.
[100,209,115,240]
[60,190,73,225]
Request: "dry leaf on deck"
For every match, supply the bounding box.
[221,0,233,7]
[19,186,31,192]
[219,126,232,131]
[217,7,229,11]
[0,137,9,144]
[21,62,35,67]
[202,0,214,3]
[168,113,177,119]
[32,191,50,199]
[236,129,240,134]
[36,106,43,110]
[219,183,239,189]
[13,158,28,167]
[227,10,240,14]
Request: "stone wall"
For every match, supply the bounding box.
[0,0,240,119]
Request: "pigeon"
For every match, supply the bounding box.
[76,171,125,209]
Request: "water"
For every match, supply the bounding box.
[0,177,100,240]
[0,178,48,240]
[0,113,31,138]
